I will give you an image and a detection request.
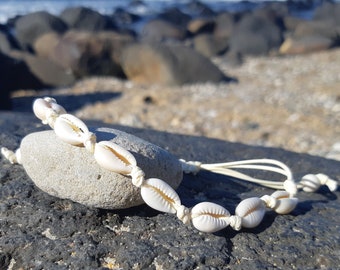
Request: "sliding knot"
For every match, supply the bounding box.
[179,159,202,175]
[130,166,145,187]
[175,204,191,225]
[229,215,242,231]
[283,179,297,196]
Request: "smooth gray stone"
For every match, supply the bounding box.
[19,128,183,209]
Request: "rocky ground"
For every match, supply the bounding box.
[12,48,340,160]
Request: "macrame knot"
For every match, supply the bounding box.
[283,179,298,196]
[44,108,60,128]
[175,204,191,225]
[229,215,242,231]
[83,132,97,154]
[1,147,21,164]
[130,166,145,187]
[179,159,202,175]
[261,194,277,209]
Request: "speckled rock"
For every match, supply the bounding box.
[19,128,183,209]
[0,112,339,269]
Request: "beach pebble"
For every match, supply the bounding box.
[19,127,183,209]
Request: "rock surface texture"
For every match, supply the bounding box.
[20,128,182,209]
[0,112,339,269]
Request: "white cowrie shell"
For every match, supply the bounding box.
[33,98,66,122]
[191,202,230,233]
[141,178,180,214]
[271,191,298,215]
[235,197,265,228]
[300,174,320,192]
[54,114,90,146]
[94,141,137,174]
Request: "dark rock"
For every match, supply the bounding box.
[141,19,187,42]
[0,52,46,109]
[279,36,333,55]
[52,30,130,78]
[283,15,305,32]
[97,31,135,68]
[280,18,340,54]
[120,42,230,86]
[0,31,13,54]
[314,2,340,25]
[11,51,76,87]
[185,0,216,17]
[253,3,288,30]
[14,11,68,51]
[60,6,116,31]
[157,7,192,28]
[0,111,339,269]
[193,33,228,57]
[0,29,19,54]
[213,12,240,39]
[293,20,340,41]
[112,7,141,26]
[222,50,244,66]
[229,13,283,55]
[187,18,215,35]
[0,94,11,111]
[33,32,62,59]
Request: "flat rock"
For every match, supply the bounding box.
[19,128,183,209]
[0,112,339,269]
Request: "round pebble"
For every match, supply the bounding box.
[20,127,183,209]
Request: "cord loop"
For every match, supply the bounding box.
[179,159,202,175]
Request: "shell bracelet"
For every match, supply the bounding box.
[1,97,338,233]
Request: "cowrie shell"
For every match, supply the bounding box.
[54,114,89,146]
[191,202,230,233]
[271,191,298,214]
[141,178,180,214]
[94,141,137,174]
[235,197,265,228]
[33,98,66,122]
[300,174,320,192]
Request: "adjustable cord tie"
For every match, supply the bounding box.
[179,159,202,174]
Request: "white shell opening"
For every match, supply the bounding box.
[191,202,230,233]
[141,178,180,214]
[94,141,136,174]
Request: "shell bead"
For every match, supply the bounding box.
[54,114,90,146]
[235,197,266,228]
[141,178,180,214]
[94,141,137,174]
[33,98,66,123]
[33,98,51,121]
[300,174,321,192]
[271,191,298,214]
[191,202,230,233]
